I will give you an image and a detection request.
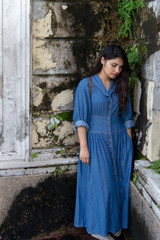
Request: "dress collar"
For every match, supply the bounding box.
[92,74,117,96]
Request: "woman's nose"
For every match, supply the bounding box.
[115,67,121,73]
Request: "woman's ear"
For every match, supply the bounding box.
[101,57,105,65]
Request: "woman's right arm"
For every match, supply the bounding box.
[77,126,90,166]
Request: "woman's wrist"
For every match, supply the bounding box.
[80,145,88,150]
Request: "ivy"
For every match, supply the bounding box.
[117,0,144,39]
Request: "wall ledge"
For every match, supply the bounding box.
[134,160,160,220]
[0,149,78,177]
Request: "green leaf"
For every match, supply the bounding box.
[31,152,39,160]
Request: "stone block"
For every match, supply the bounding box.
[32,39,104,75]
[46,1,120,38]
[51,89,74,111]
[53,120,79,145]
[134,160,160,216]
[127,182,160,240]
[142,51,160,86]
[32,86,44,107]
[32,0,49,20]
[32,38,57,73]
[32,75,79,90]
[32,10,53,38]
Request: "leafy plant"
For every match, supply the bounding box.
[42,89,46,93]
[50,114,62,133]
[50,123,57,134]
[125,43,146,100]
[126,45,140,88]
[31,152,39,160]
[148,159,160,174]
[58,111,73,121]
[56,149,65,157]
[54,135,59,142]
[54,166,63,176]
[132,172,138,185]
[133,149,147,161]
[59,149,65,154]
[117,0,144,39]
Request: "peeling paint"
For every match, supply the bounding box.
[134,80,142,118]
[51,89,74,111]
[32,10,53,38]
[147,81,155,121]
[53,121,79,145]
[135,130,143,146]
[142,112,160,161]
[34,119,50,137]
[148,1,160,18]
[32,125,39,148]
[62,5,68,10]
[32,86,44,107]
[32,38,57,72]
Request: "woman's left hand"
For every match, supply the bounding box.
[127,128,132,140]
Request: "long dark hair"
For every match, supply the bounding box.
[88,45,131,111]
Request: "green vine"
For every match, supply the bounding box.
[117,0,146,98]
[125,43,146,91]
[148,159,160,174]
[117,0,144,39]
[132,172,138,185]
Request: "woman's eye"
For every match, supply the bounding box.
[112,65,116,67]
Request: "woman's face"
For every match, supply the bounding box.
[101,57,124,80]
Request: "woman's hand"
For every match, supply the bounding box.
[80,146,90,166]
[77,126,90,165]
[127,128,132,140]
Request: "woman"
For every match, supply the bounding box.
[73,45,135,240]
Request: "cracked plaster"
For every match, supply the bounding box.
[32,10,53,38]
[32,38,57,72]
[51,89,74,111]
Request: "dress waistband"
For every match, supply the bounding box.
[88,115,124,134]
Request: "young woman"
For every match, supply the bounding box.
[73,45,135,240]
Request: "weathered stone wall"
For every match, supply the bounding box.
[133,0,160,161]
[32,0,160,162]
[32,0,123,151]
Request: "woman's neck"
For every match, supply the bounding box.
[98,72,111,91]
[98,71,111,83]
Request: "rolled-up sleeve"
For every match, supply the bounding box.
[73,79,91,133]
[120,94,135,130]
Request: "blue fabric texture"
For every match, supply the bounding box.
[73,120,89,132]
[73,74,135,237]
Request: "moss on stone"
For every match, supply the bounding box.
[58,111,73,121]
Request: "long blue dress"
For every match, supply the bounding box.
[73,74,135,237]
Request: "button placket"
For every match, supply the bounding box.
[107,99,118,182]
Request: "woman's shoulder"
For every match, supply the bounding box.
[79,78,89,86]
[77,78,90,90]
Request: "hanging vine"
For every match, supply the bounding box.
[117,0,145,94]
[117,0,144,39]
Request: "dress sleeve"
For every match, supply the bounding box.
[120,94,135,130]
[73,79,91,132]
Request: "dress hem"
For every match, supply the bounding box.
[74,224,128,237]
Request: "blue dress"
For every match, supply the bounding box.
[73,74,135,237]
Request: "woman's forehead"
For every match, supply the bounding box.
[109,57,124,65]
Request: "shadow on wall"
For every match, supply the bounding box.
[0,172,77,240]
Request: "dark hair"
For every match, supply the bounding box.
[88,45,131,111]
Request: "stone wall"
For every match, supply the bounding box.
[133,0,160,161]
[32,0,160,162]
[32,0,123,152]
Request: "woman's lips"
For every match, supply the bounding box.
[112,73,118,77]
